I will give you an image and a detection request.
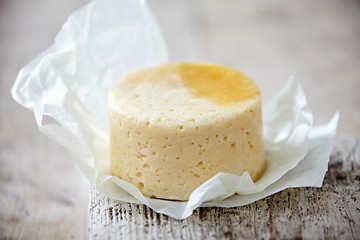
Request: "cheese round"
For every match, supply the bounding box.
[108,63,265,200]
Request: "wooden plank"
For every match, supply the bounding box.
[88,137,360,239]
[0,0,90,239]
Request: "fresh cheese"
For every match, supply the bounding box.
[108,63,265,200]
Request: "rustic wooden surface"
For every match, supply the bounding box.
[1,0,360,239]
[89,137,360,239]
[0,0,90,239]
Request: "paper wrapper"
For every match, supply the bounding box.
[11,0,338,219]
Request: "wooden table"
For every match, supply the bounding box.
[1,0,359,239]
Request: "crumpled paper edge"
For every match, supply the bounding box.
[10,0,339,220]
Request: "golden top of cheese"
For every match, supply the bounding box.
[179,63,259,105]
[131,63,260,106]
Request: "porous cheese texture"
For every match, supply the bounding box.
[108,63,265,200]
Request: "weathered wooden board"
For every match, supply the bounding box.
[88,138,360,239]
[0,1,90,239]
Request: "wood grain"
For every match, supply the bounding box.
[0,0,90,239]
[89,137,360,239]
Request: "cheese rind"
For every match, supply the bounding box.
[108,63,265,200]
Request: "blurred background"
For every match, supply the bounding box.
[1,0,359,238]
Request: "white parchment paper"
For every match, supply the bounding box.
[11,0,338,219]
